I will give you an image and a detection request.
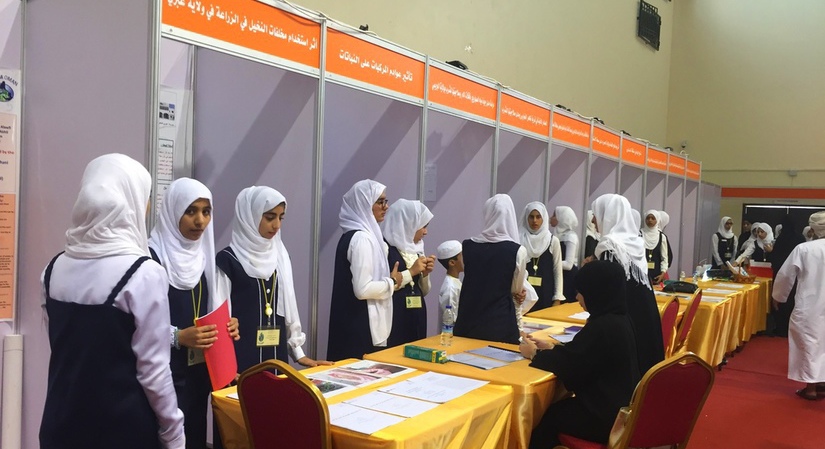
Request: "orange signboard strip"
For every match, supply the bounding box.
[668,154,686,176]
[686,161,701,180]
[722,188,825,199]
[551,114,591,148]
[500,94,550,136]
[647,148,668,172]
[621,139,646,166]
[592,127,620,158]
[428,67,497,121]
[326,30,425,99]
[162,0,321,69]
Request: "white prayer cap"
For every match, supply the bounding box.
[809,211,825,238]
[437,240,462,260]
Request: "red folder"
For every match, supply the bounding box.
[195,300,238,390]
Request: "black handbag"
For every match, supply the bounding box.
[662,281,698,294]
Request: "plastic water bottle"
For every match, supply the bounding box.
[693,265,702,282]
[679,271,686,282]
[440,305,455,346]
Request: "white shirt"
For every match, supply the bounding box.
[656,234,670,274]
[772,239,825,382]
[397,249,432,296]
[560,240,578,272]
[711,233,738,266]
[42,255,185,449]
[439,275,462,319]
[348,231,395,346]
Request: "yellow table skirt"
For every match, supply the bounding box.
[212,360,514,449]
[365,335,556,449]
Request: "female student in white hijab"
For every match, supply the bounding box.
[217,186,329,372]
[327,180,402,361]
[148,178,240,449]
[520,202,564,310]
[383,199,436,346]
[551,206,580,304]
[734,222,774,266]
[583,210,600,259]
[803,226,815,242]
[40,154,184,449]
[711,216,738,269]
[631,209,642,236]
[642,210,669,284]
[589,194,664,375]
[454,194,538,344]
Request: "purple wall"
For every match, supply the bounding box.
[665,178,685,276]
[682,181,700,273]
[620,165,645,211]
[496,130,546,209]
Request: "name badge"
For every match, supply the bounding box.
[528,276,543,287]
[188,348,205,366]
[724,252,732,258]
[647,261,655,269]
[405,295,423,308]
[256,326,281,347]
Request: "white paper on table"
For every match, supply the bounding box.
[712,283,746,290]
[328,403,405,434]
[654,290,674,297]
[378,371,488,403]
[227,392,238,400]
[466,346,525,362]
[344,391,438,418]
[700,295,727,303]
[448,353,508,370]
[568,311,591,320]
[703,288,738,295]
[552,333,576,344]
[335,360,416,378]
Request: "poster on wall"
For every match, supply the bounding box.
[0,69,21,321]
[155,87,182,220]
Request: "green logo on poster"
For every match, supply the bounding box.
[0,82,13,102]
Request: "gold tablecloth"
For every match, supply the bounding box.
[365,335,556,449]
[212,360,513,449]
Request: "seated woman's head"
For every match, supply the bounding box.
[574,260,627,316]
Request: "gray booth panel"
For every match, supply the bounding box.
[665,178,684,276]
[588,156,619,207]
[645,172,666,214]
[620,165,644,212]
[682,181,699,273]
[496,130,546,210]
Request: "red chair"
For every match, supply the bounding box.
[556,352,715,449]
[672,290,702,355]
[237,359,331,449]
[660,297,680,357]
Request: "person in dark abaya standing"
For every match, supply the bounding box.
[588,193,664,375]
[767,214,805,337]
[521,260,640,448]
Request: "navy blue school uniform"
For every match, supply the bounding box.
[645,232,665,282]
[327,230,383,360]
[216,247,287,373]
[584,235,599,259]
[454,239,521,344]
[711,232,736,269]
[387,245,428,347]
[41,254,161,449]
[560,241,579,304]
[149,248,211,449]
[526,240,558,311]
[751,244,767,262]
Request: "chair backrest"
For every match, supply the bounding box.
[673,290,702,353]
[660,297,680,357]
[613,352,714,449]
[237,359,331,449]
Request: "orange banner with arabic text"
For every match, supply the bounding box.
[326,30,424,99]
[647,148,669,172]
[428,67,497,121]
[551,114,591,148]
[668,154,686,176]
[686,161,701,180]
[162,0,321,69]
[621,139,645,166]
[500,94,550,136]
[592,127,620,158]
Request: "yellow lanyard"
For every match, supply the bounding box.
[260,272,277,325]
[190,280,202,326]
[531,257,540,273]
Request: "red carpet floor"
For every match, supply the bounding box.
[688,336,825,448]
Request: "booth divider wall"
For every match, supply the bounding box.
[619,137,646,212]
[587,125,621,220]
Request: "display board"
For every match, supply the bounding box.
[496,129,547,210]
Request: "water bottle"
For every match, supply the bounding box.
[440,305,455,346]
[693,265,702,282]
[679,271,686,282]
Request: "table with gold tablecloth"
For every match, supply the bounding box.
[212,360,513,449]
[365,335,557,449]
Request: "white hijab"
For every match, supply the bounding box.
[149,178,216,305]
[803,225,814,242]
[553,206,579,245]
[631,209,642,231]
[809,212,825,239]
[382,199,433,255]
[585,210,600,240]
[642,209,662,250]
[518,201,551,258]
[658,211,670,231]
[754,222,774,250]
[717,216,735,239]
[592,194,650,288]
[340,180,392,345]
[65,154,151,259]
[474,194,520,244]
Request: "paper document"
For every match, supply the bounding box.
[704,288,738,295]
[335,360,415,378]
[713,283,745,290]
[700,296,727,303]
[379,372,488,403]
[329,403,405,434]
[467,346,524,362]
[552,333,576,344]
[448,353,508,370]
[568,311,590,320]
[345,391,438,418]
[654,290,674,297]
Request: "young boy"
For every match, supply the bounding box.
[437,240,464,320]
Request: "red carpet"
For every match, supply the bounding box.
[688,336,825,448]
